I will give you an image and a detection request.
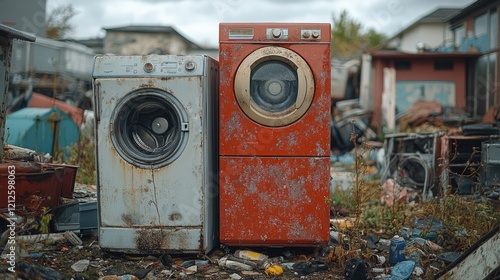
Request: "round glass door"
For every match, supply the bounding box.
[234,46,315,126]
[111,89,189,169]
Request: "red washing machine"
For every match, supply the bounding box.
[219,23,331,246]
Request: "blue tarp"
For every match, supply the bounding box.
[4,107,80,159]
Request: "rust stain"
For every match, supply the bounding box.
[121,214,134,226]
[135,229,166,251]
[220,157,330,246]
[168,213,182,221]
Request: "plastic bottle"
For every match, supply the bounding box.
[218,257,254,271]
[234,250,269,261]
[389,235,406,265]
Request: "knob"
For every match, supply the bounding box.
[185,61,196,71]
[271,28,282,39]
[302,32,310,39]
[143,62,154,73]
[312,31,320,39]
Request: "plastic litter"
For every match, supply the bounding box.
[370,254,386,265]
[71,259,90,272]
[17,231,82,246]
[265,264,284,276]
[229,273,242,279]
[390,260,415,280]
[98,275,140,280]
[281,262,295,270]
[344,258,368,280]
[18,262,66,280]
[218,257,254,271]
[234,249,268,261]
[437,251,462,265]
[293,260,328,275]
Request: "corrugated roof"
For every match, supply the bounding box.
[0,23,35,42]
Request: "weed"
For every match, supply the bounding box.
[64,128,96,185]
[329,122,500,264]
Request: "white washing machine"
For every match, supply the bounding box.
[92,54,218,254]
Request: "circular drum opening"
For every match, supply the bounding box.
[399,155,433,188]
[111,89,188,168]
[250,60,298,112]
[234,46,315,127]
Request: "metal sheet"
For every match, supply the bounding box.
[219,157,330,246]
[437,226,500,280]
[99,227,204,253]
[218,41,331,157]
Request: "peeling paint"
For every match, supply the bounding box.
[94,54,218,254]
[219,23,331,246]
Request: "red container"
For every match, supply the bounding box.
[43,163,79,198]
[0,161,64,210]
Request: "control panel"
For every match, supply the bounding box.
[92,55,204,77]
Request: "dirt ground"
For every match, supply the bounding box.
[1,229,458,280]
[0,235,351,279]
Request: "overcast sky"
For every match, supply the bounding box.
[47,0,477,48]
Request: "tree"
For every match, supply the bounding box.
[45,4,77,39]
[331,10,386,60]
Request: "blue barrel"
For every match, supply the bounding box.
[389,235,406,265]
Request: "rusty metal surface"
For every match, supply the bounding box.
[220,157,330,246]
[43,163,78,198]
[0,161,64,210]
[218,23,331,246]
[93,55,218,253]
[219,25,331,156]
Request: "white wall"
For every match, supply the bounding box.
[388,22,454,53]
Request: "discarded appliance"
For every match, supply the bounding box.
[437,135,493,195]
[380,132,443,201]
[481,140,500,188]
[51,201,97,235]
[331,99,376,152]
[93,54,219,254]
[218,23,331,246]
[4,107,80,159]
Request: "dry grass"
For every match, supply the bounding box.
[64,128,96,185]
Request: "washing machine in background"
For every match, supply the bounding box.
[93,54,218,254]
[219,23,331,246]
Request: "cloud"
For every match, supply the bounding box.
[47,0,476,47]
